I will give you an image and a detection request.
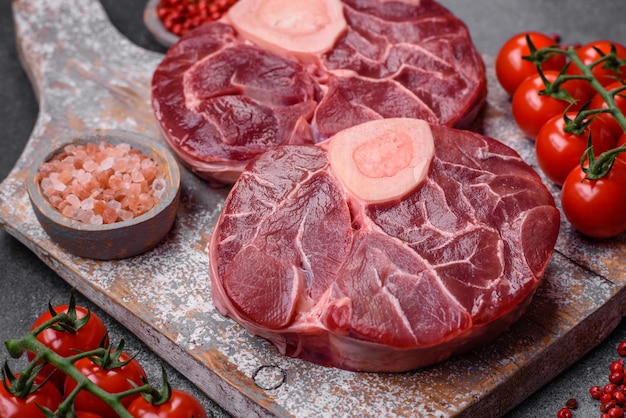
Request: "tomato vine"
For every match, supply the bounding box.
[524,36,626,179]
[1,293,208,417]
[499,33,626,238]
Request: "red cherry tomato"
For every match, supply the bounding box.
[535,111,617,185]
[0,375,63,418]
[28,303,109,391]
[496,32,566,96]
[567,40,626,94]
[76,412,104,418]
[589,81,626,139]
[561,159,626,238]
[512,70,592,139]
[127,389,208,418]
[64,351,147,418]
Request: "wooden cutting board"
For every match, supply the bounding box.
[3,0,625,416]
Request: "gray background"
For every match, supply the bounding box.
[1,0,625,416]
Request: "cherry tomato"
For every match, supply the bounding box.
[28,303,109,391]
[0,375,63,417]
[589,81,626,139]
[535,111,617,185]
[496,32,566,96]
[76,412,104,418]
[512,70,592,139]
[561,159,626,238]
[567,40,626,94]
[127,389,208,418]
[64,351,147,418]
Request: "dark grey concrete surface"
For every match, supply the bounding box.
[0,1,625,416]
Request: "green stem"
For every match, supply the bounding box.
[584,144,626,180]
[569,51,626,133]
[4,321,137,418]
[538,45,626,134]
[528,44,626,179]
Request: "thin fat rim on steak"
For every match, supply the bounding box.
[208,119,560,373]
[151,0,487,186]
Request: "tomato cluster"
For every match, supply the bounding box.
[496,33,626,239]
[0,296,207,417]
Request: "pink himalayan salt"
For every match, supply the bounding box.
[37,141,167,225]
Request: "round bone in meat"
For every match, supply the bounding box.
[325,118,434,204]
[227,0,347,60]
[208,119,560,372]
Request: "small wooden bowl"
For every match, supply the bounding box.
[143,0,179,48]
[27,129,181,260]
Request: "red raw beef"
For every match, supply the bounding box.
[208,123,559,372]
[151,0,486,186]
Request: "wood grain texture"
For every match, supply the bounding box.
[1,0,625,417]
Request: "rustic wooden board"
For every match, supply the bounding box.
[2,1,625,417]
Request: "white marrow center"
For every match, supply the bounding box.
[227,0,347,60]
[327,118,435,204]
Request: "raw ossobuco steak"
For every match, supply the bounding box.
[209,118,560,372]
[151,0,487,186]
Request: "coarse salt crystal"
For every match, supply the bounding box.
[52,180,66,192]
[107,200,122,211]
[108,175,122,191]
[112,158,128,172]
[61,205,75,218]
[141,158,154,170]
[131,169,145,183]
[102,207,118,224]
[129,183,141,196]
[57,169,73,184]
[99,157,114,171]
[40,177,53,193]
[93,199,107,215]
[118,209,134,222]
[152,177,166,199]
[83,160,98,172]
[81,196,95,211]
[75,169,91,185]
[76,209,93,224]
[48,195,63,207]
[66,194,81,208]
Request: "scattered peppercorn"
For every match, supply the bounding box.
[156,0,239,36]
[565,398,578,409]
[612,360,625,374]
[593,386,606,400]
[578,340,626,417]
[610,371,625,385]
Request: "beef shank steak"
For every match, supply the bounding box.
[208,118,560,372]
[151,0,487,186]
